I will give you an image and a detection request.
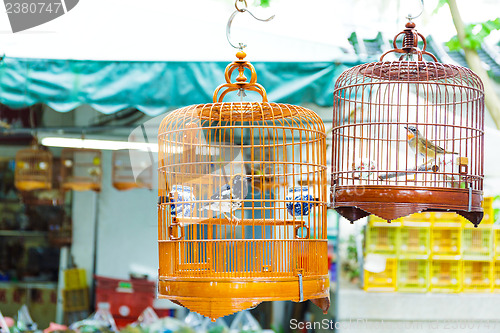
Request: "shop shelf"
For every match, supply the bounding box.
[462,260,492,292]
[398,222,431,257]
[364,257,397,292]
[430,258,462,293]
[397,259,429,292]
[431,223,462,256]
[366,224,400,255]
[462,225,493,260]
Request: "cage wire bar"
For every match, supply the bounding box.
[331,22,484,226]
[157,51,329,320]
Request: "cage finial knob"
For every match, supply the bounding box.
[212,54,268,102]
[379,22,438,62]
[236,50,247,60]
[406,21,416,29]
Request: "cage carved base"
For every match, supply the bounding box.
[15,181,51,192]
[332,186,483,226]
[158,276,330,320]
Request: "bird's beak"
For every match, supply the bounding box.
[245,176,252,180]
[404,126,408,130]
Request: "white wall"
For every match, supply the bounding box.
[71,151,158,283]
[95,150,158,279]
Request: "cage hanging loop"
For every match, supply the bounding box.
[226,0,275,50]
[379,21,437,62]
[213,51,268,102]
[406,0,424,21]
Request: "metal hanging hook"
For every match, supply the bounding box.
[406,0,424,21]
[226,0,275,50]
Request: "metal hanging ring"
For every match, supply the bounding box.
[226,3,275,50]
[406,0,424,21]
[235,0,248,12]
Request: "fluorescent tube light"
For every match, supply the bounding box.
[40,137,159,152]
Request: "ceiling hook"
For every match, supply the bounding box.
[406,0,424,21]
[226,0,275,50]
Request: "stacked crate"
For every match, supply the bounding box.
[62,268,89,322]
[397,219,431,292]
[430,213,462,293]
[364,219,399,291]
[363,197,497,293]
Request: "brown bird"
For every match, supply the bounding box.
[405,126,457,160]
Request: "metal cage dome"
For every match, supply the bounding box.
[331,22,485,226]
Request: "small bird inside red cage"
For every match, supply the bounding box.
[404,125,464,187]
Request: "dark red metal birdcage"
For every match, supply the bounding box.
[331,22,485,226]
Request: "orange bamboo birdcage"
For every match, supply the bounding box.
[157,51,329,320]
[331,22,485,226]
[61,148,102,192]
[14,144,53,192]
[112,150,152,191]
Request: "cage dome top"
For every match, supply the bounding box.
[350,22,478,82]
[161,51,323,124]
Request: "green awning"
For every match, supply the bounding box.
[0,57,361,116]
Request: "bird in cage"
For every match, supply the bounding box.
[200,175,251,222]
[405,126,458,161]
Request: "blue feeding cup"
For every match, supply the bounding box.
[169,185,195,217]
[286,186,315,216]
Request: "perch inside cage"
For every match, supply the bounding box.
[112,150,152,191]
[15,144,53,192]
[157,51,329,320]
[331,21,484,226]
[61,148,102,192]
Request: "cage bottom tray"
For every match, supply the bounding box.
[15,180,51,191]
[333,186,483,226]
[62,182,101,192]
[158,275,329,319]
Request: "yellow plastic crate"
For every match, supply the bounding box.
[482,197,494,224]
[366,224,399,255]
[493,261,500,292]
[430,258,462,293]
[62,288,89,312]
[397,259,429,292]
[434,212,465,224]
[462,225,493,260]
[369,215,402,225]
[64,268,87,290]
[495,228,500,260]
[398,222,431,257]
[431,223,462,256]
[401,212,434,223]
[364,257,397,292]
[462,260,492,292]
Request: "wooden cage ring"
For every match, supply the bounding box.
[294,224,310,239]
[168,223,184,241]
